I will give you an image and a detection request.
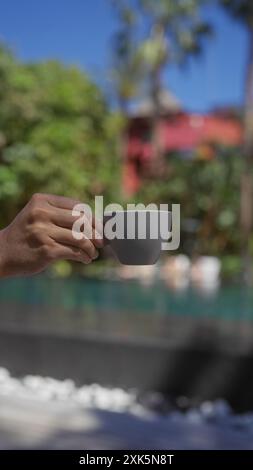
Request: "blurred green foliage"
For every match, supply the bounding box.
[136,148,242,260]
[0,43,121,226]
[0,43,245,278]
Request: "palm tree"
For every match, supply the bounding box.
[110,2,147,198]
[138,0,211,174]
[111,0,211,175]
[111,3,143,114]
[221,0,253,284]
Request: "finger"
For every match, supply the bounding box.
[49,207,104,248]
[51,243,92,264]
[49,207,83,230]
[49,207,101,231]
[92,227,104,249]
[46,194,82,210]
[49,205,103,229]
[49,226,99,260]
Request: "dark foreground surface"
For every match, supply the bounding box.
[0,369,253,450]
[1,325,253,412]
[1,277,253,411]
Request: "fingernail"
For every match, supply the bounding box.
[93,250,99,260]
[94,231,104,245]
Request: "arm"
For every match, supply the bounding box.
[0,193,103,278]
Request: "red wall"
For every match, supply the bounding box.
[124,112,243,195]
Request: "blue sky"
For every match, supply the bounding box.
[0,0,248,112]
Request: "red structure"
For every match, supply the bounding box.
[123,96,243,195]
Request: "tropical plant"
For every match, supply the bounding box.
[111,0,212,173]
[0,44,120,228]
[221,0,253,283]
[136,148,242,258]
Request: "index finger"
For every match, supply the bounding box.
[46,194,82,211]
[46,194,105,239]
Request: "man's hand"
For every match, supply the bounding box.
[0,193,103,278]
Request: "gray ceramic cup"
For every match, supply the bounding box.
[103,210,171,265]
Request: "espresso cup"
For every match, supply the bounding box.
[103,210,171,265]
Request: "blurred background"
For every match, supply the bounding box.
[1,0,253,450]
